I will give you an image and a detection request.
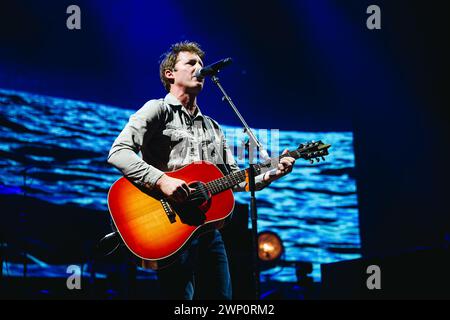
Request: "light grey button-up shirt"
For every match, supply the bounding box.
[107,93,270,191]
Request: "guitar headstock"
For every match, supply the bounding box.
[297,140,331,164]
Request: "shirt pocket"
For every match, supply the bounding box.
[162,124,193,149]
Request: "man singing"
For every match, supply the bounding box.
[107,41,295,299]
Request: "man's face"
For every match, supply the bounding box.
[170,51,204,93]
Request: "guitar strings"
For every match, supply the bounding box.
[168,155,295,199]
[186,174,241,198]
[185,154,294,198]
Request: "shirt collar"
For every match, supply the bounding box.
[164,92,183,107]
[164,93,204,119]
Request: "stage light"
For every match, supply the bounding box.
[258,231,283,262]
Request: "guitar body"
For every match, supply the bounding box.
[107,140,331,270]
[107,161,235,270]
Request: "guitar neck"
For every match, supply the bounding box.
[205,149,303,195]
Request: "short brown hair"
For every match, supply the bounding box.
[159,41,205,92]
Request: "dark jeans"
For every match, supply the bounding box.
[156,229,232,300]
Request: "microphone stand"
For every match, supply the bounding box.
[211,74,270,300]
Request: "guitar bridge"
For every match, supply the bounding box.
[160,199,176,223]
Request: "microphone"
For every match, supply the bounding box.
[195,57,233,78]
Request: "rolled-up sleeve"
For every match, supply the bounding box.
[107,100,166,189]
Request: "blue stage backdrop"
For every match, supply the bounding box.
[0,88,360,282]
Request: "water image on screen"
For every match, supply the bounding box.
[1,88,360,283]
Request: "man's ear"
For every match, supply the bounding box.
[165,69,174,80]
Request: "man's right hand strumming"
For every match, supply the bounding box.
[155,174,194,203]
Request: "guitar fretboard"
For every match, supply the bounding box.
[205,149,303,195]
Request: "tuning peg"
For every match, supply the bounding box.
[310,159,314,164]
[321,156,326,161]
[316,158,320,162]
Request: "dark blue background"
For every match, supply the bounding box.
[3,0,443,132]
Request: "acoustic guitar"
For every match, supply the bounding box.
[107,141,331,269]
